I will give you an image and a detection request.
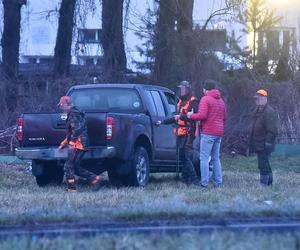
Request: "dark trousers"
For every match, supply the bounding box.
[64,147,96,181]
[257,150,272,175]
[177,136,197,183]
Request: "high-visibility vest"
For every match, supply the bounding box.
[174,96,196,137]
[69,137,84,150]
[60,136,84,150]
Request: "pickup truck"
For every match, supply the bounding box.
[15,83,199,187]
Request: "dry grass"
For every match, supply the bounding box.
[0,156,300,225]
[1,231,300,250]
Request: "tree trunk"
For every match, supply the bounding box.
[53,0,76,78]
[253,29,256,68]
[102,0,127,82]
[1,0,26,112]
[1,0,25,79]
[176,0,194,80]
[153,0,176,85]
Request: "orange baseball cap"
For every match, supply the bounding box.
[58,96,72,106]
[254,89,268,98]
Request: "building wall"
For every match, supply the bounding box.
[20,0,59,62]
[246,0,300,54]
[19,0,153,70]
[1,0,299,70]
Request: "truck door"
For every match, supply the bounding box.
[146,90,176,161]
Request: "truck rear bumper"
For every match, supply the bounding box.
[15,146,116,160]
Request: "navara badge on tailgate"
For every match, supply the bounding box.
[60,113,68,120]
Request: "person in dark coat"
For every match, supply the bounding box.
[250,89,278,185]
[58,96,101,192]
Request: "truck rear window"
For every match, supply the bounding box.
[70,88,143,112]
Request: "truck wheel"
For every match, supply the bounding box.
[36,173,52,187]
[51,167,64,185]
[128,147,150,187]
[35,168,63,187]
[33,161,63,187]
[107,168,123,187]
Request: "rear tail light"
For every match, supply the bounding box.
[16,117,24,141]
[106,116,115,140]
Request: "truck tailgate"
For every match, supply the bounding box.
[21,112,107,147]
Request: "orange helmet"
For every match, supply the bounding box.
[254,89,268,98]
[58,96,72,106]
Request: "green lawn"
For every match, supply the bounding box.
[0,156,300,225]
[1,231,300,250]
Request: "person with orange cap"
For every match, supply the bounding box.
[250,89,278,185]
[58,96,101,192]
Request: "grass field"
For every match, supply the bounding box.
[1,231,300,250]
[0,155,300,225]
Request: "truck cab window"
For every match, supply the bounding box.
[164,92,176,114]
[147,91,166,117]
[71,88,142,112]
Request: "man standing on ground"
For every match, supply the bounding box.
[58,96,101,192]
[157,81,199,185]
[249,89,278,186]
[187,80,227,187]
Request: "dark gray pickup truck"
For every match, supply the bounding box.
[15,83,198,187]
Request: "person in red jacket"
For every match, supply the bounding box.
[187,80,227,187]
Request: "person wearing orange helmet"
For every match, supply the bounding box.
[250,89,278,185]
[58,96,101,192]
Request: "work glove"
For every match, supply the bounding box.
[155,121,162,126]
[187,109,194,119]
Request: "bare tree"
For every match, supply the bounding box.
[102,0,127,82]
[240,0,282,68]
[202,0,243,31]
[53,0,77,77]
[1,0,26,113]
[153,0,177,85]
[1,0,26,79]
[133,0,247,86]
[176,0,194,80]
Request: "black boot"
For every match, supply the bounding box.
[268,172,273,185]
[66,179,77,192]
[260,174,269,186]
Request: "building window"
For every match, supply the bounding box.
[78,29,102,43]
[28,58,37,63]
[39,57,54,64]
[85,58,95,65]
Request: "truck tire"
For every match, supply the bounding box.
[128,147,150,187]
[33,161,63,187]
[107,168,124,187]
[36,173,52,187]
[108,147,150,187]
[35,168,63,187]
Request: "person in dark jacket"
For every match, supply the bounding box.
[58,96,101,192]
[250,89,278,185]
[156,81,199,185]
[187,80,227,187]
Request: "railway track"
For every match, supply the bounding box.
[1,218,300,237]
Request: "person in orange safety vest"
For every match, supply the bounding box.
[58,96,101,192]
[156,81,200,185]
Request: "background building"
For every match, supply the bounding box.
[0,0,299,72]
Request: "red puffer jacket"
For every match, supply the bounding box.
[191,89,227,136]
